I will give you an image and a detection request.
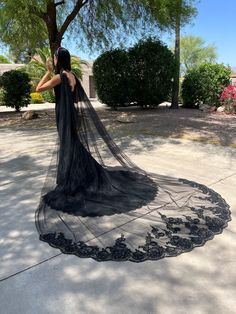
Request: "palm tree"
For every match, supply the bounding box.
[21,47,83,102]
[24,47,83,82]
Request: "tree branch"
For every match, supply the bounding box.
[57,0,89,41]
[82,0,90,6]
[55,1,65,7]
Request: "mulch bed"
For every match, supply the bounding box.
[0,106,236,147]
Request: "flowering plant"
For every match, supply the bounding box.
[30,92,44,104]
[220,83,236,113]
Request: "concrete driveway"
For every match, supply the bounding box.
[0,124,235,314]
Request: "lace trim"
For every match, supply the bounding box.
[38,179,231,262]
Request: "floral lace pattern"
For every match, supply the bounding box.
[38,177,231,262]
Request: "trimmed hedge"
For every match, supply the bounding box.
[0,88,4,104]
[182,63,231,108]
[93,38,175,109]
[93,49,130,109]
[128,38,174,108]
[0,70,31,111]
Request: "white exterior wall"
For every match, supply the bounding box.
[80,60,97,99]
[0,64,24,74]
[230,77,236,86]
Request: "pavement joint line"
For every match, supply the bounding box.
[0,252,63,283]
[208,172,236,187]
[225,228,236,235]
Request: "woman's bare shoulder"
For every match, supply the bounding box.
[53,74,61,81]
[61,71,76,91]
[50,74,61,86]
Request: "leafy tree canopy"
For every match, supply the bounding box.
[142,0,197,30]
[0,0,158,57]
[0,0,198,59]
[0,0,48,56]
[178,35,217,74]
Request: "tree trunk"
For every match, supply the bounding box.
[29,1,88,64]
[45,2,61,62]
[44,0,86,63]
[170,6,181,109]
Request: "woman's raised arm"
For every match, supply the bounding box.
[36,73,61,92]
[36,58,61,92]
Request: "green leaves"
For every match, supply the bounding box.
[0,70,31,111]
[0,0,198,62]
[182,63,231,108]
[93,38,175,108]
[22,47,82,83]
[142,0,197,29]
[0,0,48,56]
[93,48,129,108]
[179,35,217,74]
[71,56,83,80]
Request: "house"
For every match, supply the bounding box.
[230,73,236,86]
[0,60,97,100]
[79,60,97,99]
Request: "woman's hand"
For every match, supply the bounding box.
[36,58,60,92]
[46,58,53,73]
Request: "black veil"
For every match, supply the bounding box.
[35,74,231,262]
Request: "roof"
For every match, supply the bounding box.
[0,64,24,74]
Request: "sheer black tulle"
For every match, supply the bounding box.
[35,73,231,262]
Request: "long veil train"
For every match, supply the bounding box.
[35,74,231,262]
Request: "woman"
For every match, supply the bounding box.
[35,47,230,262]
[36,47,76,93]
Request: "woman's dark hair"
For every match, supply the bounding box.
[54,47,71,74]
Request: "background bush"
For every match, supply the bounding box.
[0,70,31,111]
[41,90,55,103]
[182,63,231,108]
[0,87,4,104]
[93,49,130,109]
[128,38,175,108]
[93,38,175,109]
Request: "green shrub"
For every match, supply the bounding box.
[182,63,231,108]
[93,49,130,109]
[93,38,175,109]
[0,70,31,111]
[41,90,55,103]
[0,88,4,104]
[128,38,175,108]
[30,92,44,103]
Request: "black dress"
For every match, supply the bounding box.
[35,73,231,262]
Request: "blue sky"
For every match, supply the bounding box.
[67,0,236,68]
[181,0,236,67]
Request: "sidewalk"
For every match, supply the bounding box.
[0,100,105,113]
[0,126,235,314]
